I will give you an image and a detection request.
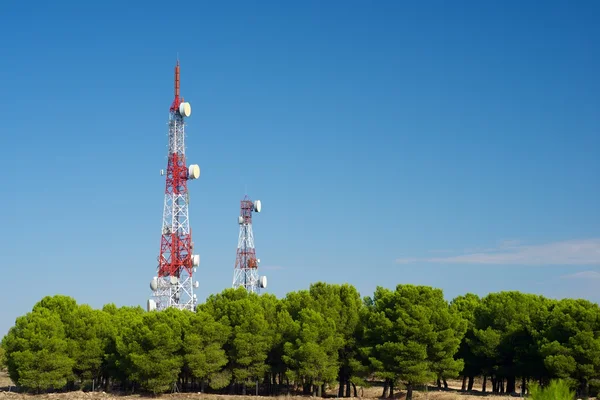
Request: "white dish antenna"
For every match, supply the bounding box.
[170,276,178,285]
[257,258,260,264]
[147,299,157,312]
[238,216,244,224]
[188,164,200,180]
[259,275,267,289]
[192,254,200,267]
[179,101,191,117]
[150,276,158,291]
[254,200,262,213]
[194,281,199,288]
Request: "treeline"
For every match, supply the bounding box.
[2,283,600,399]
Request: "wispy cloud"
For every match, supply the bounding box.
[261,265,285,271]
[396,238,600,266]
[561,271,600,280]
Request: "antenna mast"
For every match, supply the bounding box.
[148,61,201,311]
[232,195,267,293]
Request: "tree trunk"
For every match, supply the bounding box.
[406,384,413,400]
[437,379,442,389]
[317,384,321,397]
[322,384,326,398]
[388,380,394,399]
[339,376,345,398]
[579,379,588,399]
[506,376,515,394]
[461,376,467,391]
[521,377,527,396]
[482,376,487,393]
[304,383,312,395]
[468,376,474,391]
[346,381,351,397]
[352,382,357,397]
[500,378,505,394]
[443,379,448,389]
[382,379,389,398]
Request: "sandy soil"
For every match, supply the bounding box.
[0,392,514,400]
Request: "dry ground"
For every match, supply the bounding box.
[0,392,515,400]
[0,372,518,400]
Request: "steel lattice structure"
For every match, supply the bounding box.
[148,61,200,312]
[233,196,267,293]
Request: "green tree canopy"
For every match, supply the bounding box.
[363,285,464,400]
[1,307,74,392]
[183,310,230,390]
[199,287,270,393]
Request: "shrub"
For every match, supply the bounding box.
[529,379,575,400]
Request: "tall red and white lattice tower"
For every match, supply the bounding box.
[233,196,268,293]
[148,61,201,312]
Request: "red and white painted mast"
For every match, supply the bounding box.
[148,60,200,311]
[233,195,267,293]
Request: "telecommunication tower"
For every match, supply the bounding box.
[148,60,201,312]
[233,195,268,293]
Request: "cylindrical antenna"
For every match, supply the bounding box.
[174,61,180,100]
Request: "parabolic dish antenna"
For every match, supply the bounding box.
[188,164,200,180]
[150,277,158,291]
[259,275,267,289]
[179,102,191,117]
[147,299,157,312]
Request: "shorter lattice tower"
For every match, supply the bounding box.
[232,195,267,292]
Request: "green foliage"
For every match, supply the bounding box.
[363,284,462,391]
[285,282,366,394]
[1,307,74,392]
[283,308,343,386]
[199,287,271,386]
[3,285,600,398]
[540,298,600,395]
[427,288,466,381]
[0,344,6,371]
[529,379,575,400]
[117,307,186,394]
[260,293,296,380]
[183,310,230,389]
[101,303,143,384]
[450,293,482,379]
[467,291,551,393]
[70,306,113,384]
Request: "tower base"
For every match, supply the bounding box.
[151,271,196,311]
[233,267,261,293]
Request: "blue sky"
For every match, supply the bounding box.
[1,0,599,335]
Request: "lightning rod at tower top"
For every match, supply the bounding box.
[233,195,267,293]
[148,60,201,312]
